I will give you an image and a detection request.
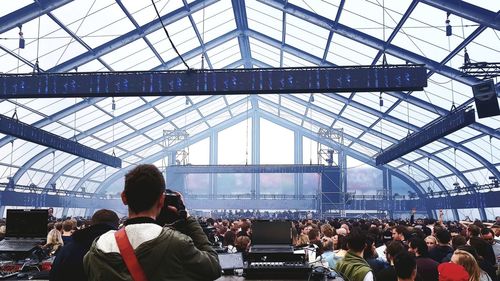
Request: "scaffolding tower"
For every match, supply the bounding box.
[317,128,346,218]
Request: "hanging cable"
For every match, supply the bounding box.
[309,109,313,165]
[201,0,206,70]
[73,98,77,140]
[381,0,387,65]
[245,95,249,165]
[406,94,410,136]
[33,16,41,73]
[151,0,190,70]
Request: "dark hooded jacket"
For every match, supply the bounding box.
[83,216,221,281]
[49,223,116,281]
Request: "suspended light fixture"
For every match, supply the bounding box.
[445,12,452,36]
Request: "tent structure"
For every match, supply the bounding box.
[0,0,498,220]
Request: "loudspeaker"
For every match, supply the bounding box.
[472,79,500,118]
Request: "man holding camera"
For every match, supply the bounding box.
[83,164,221,281]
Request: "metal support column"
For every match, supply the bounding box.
[252,111,260,199]
[209,130,218,197]
[294,131,303,197]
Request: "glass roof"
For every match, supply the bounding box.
[0,0,499,196]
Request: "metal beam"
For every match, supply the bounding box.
[0,99,107,150]
[376,108,476,165]
[232,0,253,68]
[48,0,219,72]
[114,0,164,66]
[419,0,500,31]
[258,0,480,86]
[0,44,44,72]
[0,114,121,168]
[182,0,214,69]
[46,13,113,71]
[0,0,74,34]
[0,65,427,98]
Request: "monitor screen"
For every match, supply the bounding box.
[218,253,244,270]
[251,220,292,245]
[6,209,48,238]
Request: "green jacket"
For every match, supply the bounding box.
[83,217,221,281]
[335,251,372,281]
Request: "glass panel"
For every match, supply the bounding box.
[218,119,252,165]
[347,164,383,195]
[260,119,294,164]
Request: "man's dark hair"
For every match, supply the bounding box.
[480,228,494,236]
[451,235,467,250]
[394,251,416,280]
[408,237,428,257]
[91,209,119,229]
[346,229,366,252]
[386,240,405,259]
[468,225,481,237]
[308,228,319,241]
[124,164,165,213]
[435,228,451,244]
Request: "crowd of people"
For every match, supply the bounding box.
[206,212,500,281]
[3,164,500,281]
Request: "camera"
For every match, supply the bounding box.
[156,189,187,225]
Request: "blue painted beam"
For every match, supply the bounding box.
[0,65,427,98]
[321,0,345,64]
[0,45,44,71]
[376,107,476,165]
[232,0,253,68]
[0,114,121,167]
[49,0,218,72]
[258,0,480,86]
[182,0,214,69]
[419,0,500,31]
[0,98,105,148]
[0,0,74,34]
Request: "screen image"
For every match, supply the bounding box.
[218,253,244,270]
[6,209,48,238]
[251,220,292,245]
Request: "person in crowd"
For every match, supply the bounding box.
[408,237,439,281]
[438,262,470,281]
[393,225,409,243]
[481,228,500,266]
[494,217,500,227]
[224,230,237,253]
[451,249,492,281]
[83,164,221,281]
[235,236,251,253]
[469,232,497,269]
[296,233,310,247]
[394,251,417,281]
[50,209,119,281]
[237,219,251,238]
[425,235,438,251]
[430,229,454,263]
[376,240,406,281]
[320,236,337,269]
[44,222,64,256]
[364,234,387,275]
[321,223,335,239]
[308,227,324,256]
[336,229,374,281]
[61,220,73,245]
[456,246,497,281]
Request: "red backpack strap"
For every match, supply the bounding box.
[114,228,148,281]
